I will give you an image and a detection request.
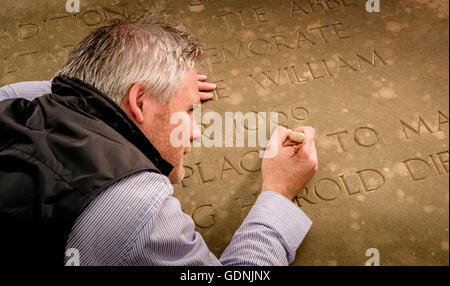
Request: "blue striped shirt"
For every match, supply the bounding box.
[0,81,312,266]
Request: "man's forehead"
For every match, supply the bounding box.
[173,70,199,105]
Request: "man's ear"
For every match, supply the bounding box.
[124,82,147,124]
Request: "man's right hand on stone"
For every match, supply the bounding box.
[261,126,319,201]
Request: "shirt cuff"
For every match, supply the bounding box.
[245,191,313,263]
[0,86,14,101]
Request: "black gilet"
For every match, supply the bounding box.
[0,76,173,266]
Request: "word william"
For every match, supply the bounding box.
[249,48,388,90]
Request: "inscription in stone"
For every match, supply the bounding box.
[1,0,448,266]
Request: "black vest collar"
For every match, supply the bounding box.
[50,76,173,177]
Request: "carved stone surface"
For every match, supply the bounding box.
[1,0,448,265]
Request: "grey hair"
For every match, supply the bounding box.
[56,15,204,105]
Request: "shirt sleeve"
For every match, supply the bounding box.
[123,195,222,266]
[123,190,312,266]
[219,191,312,265]
[0,80,52,101]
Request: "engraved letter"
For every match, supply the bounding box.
[223,41,247,63]
[18,23,39,40]
[339,174,362,196]
[220,156,243,179]
[291,106,309,121]
[400,117,434,139]
[306,62,325,80]
[192,204,216,228]
[354,127,379,148]
[327,130,349,152]
[217,12,235,30]
[291,0,311,16]
[324,0,340,9]
[355,49,388,70]
[305,0,324,13]
[403,158,432,182]
[313,178,342,201]
[297,31,316,47]
[356,169,385,192]
[337,56,357,75]
[195,162,216,184]
[104,4,129,21]
[310,25,330,43]
[331,22,350,40]
[181,165,194,188]
[272,34,296,52]
[253,7,270,22]
[438,111,449,132]
[205,47,224,65]
[240,150,262,173]
[294,187,319,207]
[249,69,282,89]
[436,151,449,174]
[248,39,272,56]
[81,10,103,26]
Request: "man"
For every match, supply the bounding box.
[0,15,318,266]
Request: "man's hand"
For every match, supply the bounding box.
[261,126,318,201]
[197,74,216,101]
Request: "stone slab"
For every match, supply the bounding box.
[0,0,448,265]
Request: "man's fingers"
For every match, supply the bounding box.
[197,73,215,101]
[197,74,217,91]
[296,126,315,140]
[200,92,214,101]
[268,126,291,149]
[297,127,317,159]
[198,81,216,92]
[197,74,208,81]
[261,126,291,158]
[310,140,318,166]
